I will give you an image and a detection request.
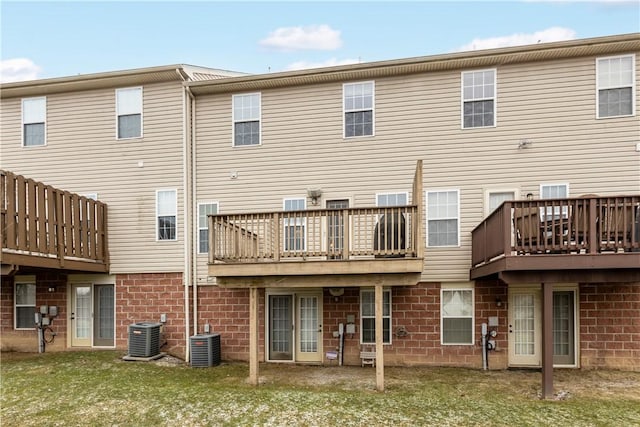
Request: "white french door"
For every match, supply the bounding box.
[71,284,92,347]
[267,291,323,363]
[508,287,577,367]
[70,283,115,348]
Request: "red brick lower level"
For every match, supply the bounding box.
[1,272,638,371]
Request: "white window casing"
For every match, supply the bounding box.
[360,288,391,345]
[116,87,143,139]
[441,284,474,345]
[426,189,460,247]
[197,202,219,254]
[461,69,496,129]
[232,93,261,146]
[343,81,375,138]
[596,54,635,118]
[22,97,46,147]
[156,189,177,241]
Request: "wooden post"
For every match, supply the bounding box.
[273,212,281,262]
[375,283,385,392]
[249,287,259,386]
[542,282,554,399]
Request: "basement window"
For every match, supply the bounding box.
[15,279,36,330]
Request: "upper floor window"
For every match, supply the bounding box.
[360,288,391,344]
[462,69,495,128]
[156,189,177,241]
[427,190,459,247]
[486,190,516,215]
[233,93,261,146]
[376,192,408,207]
[283,198,306,251]
[344,81,374,138]
[540,183,569,220]
[15,278,36,330]
[22,97,46,147]
[198,202,219,253]
[116,87,142,139]
[597,55,635,118]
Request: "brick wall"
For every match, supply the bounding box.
[196,282,509,368]
[116,273,187,357]
[0,272,67,352]
[580,282,640,371]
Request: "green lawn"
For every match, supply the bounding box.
[1,351,639,426]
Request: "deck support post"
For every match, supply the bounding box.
[375,283,385,392]
[542,282,554,399]
[249,286,259,386]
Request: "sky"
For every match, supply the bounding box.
[1,1,639,83]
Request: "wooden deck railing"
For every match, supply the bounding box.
[1,170,109,271]
[209,205,419,263]
[472,195,640,267]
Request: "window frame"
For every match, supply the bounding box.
[540,183,569,221]
[283,197,307,252]
[232,92,262,147]
[375,191,409,207]
[197,201,219,254]
[14,276,36,330]
[440,285,475,345]
[596,54,635,119]
[22,97,47,147]
[484,189,518,216]
[426,189,460,248]
[115,87,143,140]
[156,189,177,241]
[343,81,375,138]
[461,69,497,129]
[360,288,392,345]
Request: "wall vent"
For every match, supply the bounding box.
[190,333,221,367]
[128,322,162,357]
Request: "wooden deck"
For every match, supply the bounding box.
[1,170,109,274]
[471,195,640,283]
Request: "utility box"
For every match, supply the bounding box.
[190,333,221,367]
[128,322,162,357]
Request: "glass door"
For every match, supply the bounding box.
[71,284,91,347]
[93,284,115,347]
[327,200,349,259]
[296,293,322,363]
[268,295,293,360]
[553,291,576,366]
[508,289,541,366]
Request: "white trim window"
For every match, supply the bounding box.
[198,202,219,253]
[376,192,408,207]
[597,54,635,118]
[540,183,569,220]
[360,288,391,344]
[233,93,261,146]
[22,97,46,147]
[116,87,143,139]
[15,278,36,330]
[486,190,517,215]
[344,81,374,138]
[283,198,306,251]
[441,287,474,345]
[427,190,460,247]
[156,189,177,241]
[462,69,496,128]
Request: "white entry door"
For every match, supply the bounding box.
[296,293,323,363]
[508,287,577,367]
[71,284,92,347]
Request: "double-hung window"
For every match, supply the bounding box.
[198,202,218,253]
[233,93,261,146]
[597,55,635,118]
[360,288,391,344]
[15,278,36,329]
[156,189,177,241]
[441,286,474,345]
[116,87,142,139]
[427,190,460,247]
[462,69,496,128]
[540,183,569,221]
[344,81,374,137]
[22,97,46,147]
[283,198,306,251]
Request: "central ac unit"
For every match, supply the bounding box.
[128,322,162,357]
[190,333,221,367]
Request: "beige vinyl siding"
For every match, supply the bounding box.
[193,53,640,282]
[0,82,186,274]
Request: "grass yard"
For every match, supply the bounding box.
[1,351,639,427]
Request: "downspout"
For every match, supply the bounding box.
[187,84,199,339]
[178,68,194,362]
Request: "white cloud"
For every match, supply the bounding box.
[0,58,42,83]
[284,57,360,71]
[457,27,577,52]
[260,25,342,51]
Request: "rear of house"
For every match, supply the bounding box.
[1,35,638,386]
